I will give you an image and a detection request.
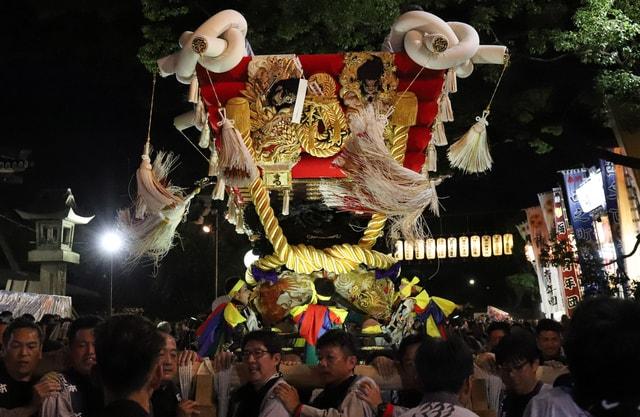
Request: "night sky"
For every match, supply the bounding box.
[0,2,617,317]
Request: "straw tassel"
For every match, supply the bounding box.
[447,110,493,174]
[431,120,448,146]
[282,189,290,216]
[428,178,444,216]
[216,108,259,187]
[235,207,245,234]
[208,142,219,176]
[198,121,211,148]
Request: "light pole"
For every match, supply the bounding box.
[100,230,123,316]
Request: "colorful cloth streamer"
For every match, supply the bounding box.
[291,304,347,346]
[413,290,457,339]
[196,301,248,357]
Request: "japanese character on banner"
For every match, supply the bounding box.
[564,277,577,290]
[567,295,580,309]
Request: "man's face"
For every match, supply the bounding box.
[316,345,356,386]
[242,340,280,384]
[234,285,252,306]
[159,334,178,381]
[4,328,42,381]
[499,359,539,395]
[487,330,506,350]
[399,343,421,389]
[537,330,562,358]
[69,328,96,375]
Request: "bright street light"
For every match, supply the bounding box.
[468,279,476,286]
[100,231,123,253]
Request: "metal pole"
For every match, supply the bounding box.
[109,256,113,316]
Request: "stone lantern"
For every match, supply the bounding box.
[13,189,94,295]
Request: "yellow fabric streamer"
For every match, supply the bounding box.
[399,276,422,298]
[228,280,246,297]
[362,324,384,334]
[328,307,348,323]
[223,303,246,328]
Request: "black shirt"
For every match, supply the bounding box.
[100,399,149,417]
[501,381,545,417]
[310,375,357,410]
[61,368,104,417]
[151,381,182,417]
[0,361,36,409]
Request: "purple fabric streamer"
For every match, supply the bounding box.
[251,265,279,284]
[375,263,401,281]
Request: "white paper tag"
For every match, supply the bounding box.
[291,78,308,124]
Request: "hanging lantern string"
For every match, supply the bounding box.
[485,55,510,112]
[146,72,158,144]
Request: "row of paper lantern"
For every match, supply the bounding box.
[394,234,514,260]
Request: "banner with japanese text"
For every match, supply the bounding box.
[599,159,625,271]
[552,187,581,315]
[525,206,566,316]
[561,169,597,242]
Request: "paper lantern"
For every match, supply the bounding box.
[447,237,457,258]
[524,242,535,262]
[426,238,436,259]
[436,238,447,259]
[470,235,481,257]
[404,240,414,260]
[492,234,503,256]
[503,233,513,255]
[481,235,492,257]
[414,239,425,260]
[394,240,404,260]
[459,236,469,257]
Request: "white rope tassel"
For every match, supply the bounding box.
[212,177,225,200]
[208,142,219,176]
[447,110,493,173]
[427,141,437,172]
[445,68,457,93]
[198,121,210,148]
[431,119,448,146]
[216,108,259,187]
[235,207,245,234]
[438,93,454,122]
[428,178,444,216]
[282,189,290,216]
[188,76,200,104]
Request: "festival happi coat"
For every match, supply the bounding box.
[119,9,507,346]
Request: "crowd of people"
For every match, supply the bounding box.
[0,296,637,417]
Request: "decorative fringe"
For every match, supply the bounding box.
[320,105,440,242]
[428,178,444,216]
[227,197,238,225]
[198,121,210,148]
[188,76,200,104]
[135,143,184,219]
[390,92,418,127]
[117,190,195,269]
[282,189,290,216]
[438,94,454,122]
[235,206,245,234]
[445,68,457,93]
[216,108,259,187]
[447,110,493,174]
[208,142,219,176]
[431,120,448,146]
[212,177,225,200]
[427,142,437,172]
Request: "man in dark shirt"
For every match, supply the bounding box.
[535,319,566,365]
[0,318,60,415]
[95,315,165,417]
[495,331,550,417]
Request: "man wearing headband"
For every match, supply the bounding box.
[196,277,261,357]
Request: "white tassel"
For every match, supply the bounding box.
[135,145,184,219]
[447,110,493,174]
[198,121,210,148]
[445,68,457,93]
[320,105,439,241]
[282,189,290,216]
[438,93,454,122]
[227,197,237,225]
[188,76,200,104]
[428,178,444,216]
[216,108,259,187]
[235,208,245,234]
[212,177,225,200]
[195,99,208,130]
[208,142,219,176]
[431,120,448,146]
[427,142,437,172]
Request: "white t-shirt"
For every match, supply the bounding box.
[523,387,592,417]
